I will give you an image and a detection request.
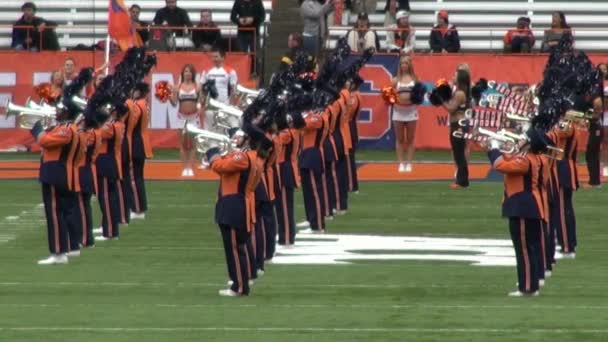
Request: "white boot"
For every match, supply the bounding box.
[218,289,241,297]
[296,221,310,228]
[37,254,68,265]
[130,212,146,220]
[66,250,81,257]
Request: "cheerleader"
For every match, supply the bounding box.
[442,68,471,188]
[170,64,203,177]
[391,55,418,172]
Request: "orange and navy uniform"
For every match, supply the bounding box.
[73,128,101,247]
[489,149,543,294]
[211,148,261,295]
[537,154,552,276]
[128,98,153,214]
[117,100,142,224]
[96,119,125,238]
[547,125,579,253]
[274,128,300,245]
[38,122,79,255]
[300,111,327,231]
[345,90,362,192]
[252,147,275,272]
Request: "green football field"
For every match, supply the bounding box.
[1,177,607,341]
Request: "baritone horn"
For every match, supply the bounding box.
[5,101,57,129]
[235,84,260,109]
[208,98,243,130]
[452,127,519,154]
[183,123,232,155]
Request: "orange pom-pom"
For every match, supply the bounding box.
[381,86,397,105]
[155,81,172,103]
[435,78,449,87]
[34,82,56,103]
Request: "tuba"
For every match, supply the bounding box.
[208,98,243,131]
[183,123,233,155]
[5,101,56,129]
[234,84,261,110]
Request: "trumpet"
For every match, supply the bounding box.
[453,127,519,154]
[559,110,593,130]
[5,101,57,129]
[208,98,243,131]
[183,123,233,155]
[234,84,261,109]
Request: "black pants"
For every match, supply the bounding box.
[450,123,469,187]
[75,191,94,247]
[236,31,258,74]
[347,150,359,192]
[97,176,120,238]
[275,185,296,245]
[246,229,258,280]
[335,156,349,210]
[509,217,542,294]
[556,187,577,253]
[586,122,603,186]
[301,168,326,231]
[41,184,72,254]
[219,224,250,295]
[118,168,131,225]
[130,158,148,213]
[325,160,337,215]
[256,200,276,260]
[543,219,556,272]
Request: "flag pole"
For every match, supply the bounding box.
[104,34,111,75]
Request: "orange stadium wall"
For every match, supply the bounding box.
[0,52,606,151]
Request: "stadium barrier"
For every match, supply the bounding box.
[1,52,607,151]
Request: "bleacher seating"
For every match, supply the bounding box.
[327,1,608,52]
[0,0,273,49]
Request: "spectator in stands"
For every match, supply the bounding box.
[230,0,266,53]
[63,57,77,86]
[345,12,379,52]
[301,0,335,58]
[541,11,572,52]
[386,10,415,55]
[350,0,377,15]
[192,9,222,51]
[503,17,535,53]
[11,2,59,51]
[130,4,149,44]
[280,32,315,71]
[429,10,460,53]
[384,0,410,26]
[152,0,192,37]
[327,0,350,27]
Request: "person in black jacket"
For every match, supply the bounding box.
[152,0,192,37]
[230,0,266,53]
[192,9,222,51]
[11,2,59,51]
[429,10,460,53]
[130,4,149,44]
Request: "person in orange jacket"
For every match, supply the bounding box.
[31,108,80,265]
[208,126,263,297]
[344,76,363,193]
[488,129,549,297]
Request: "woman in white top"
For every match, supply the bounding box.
[391,55,418,172]
[170,64,203,177]
[386,10,415,55]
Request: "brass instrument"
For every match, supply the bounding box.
[234,84,261,109]
[5,101,56,129]
[208,98,243,131]
[559,110,593,130]
[183,123,233,156]
[452,127,519,154]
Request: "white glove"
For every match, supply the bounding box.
[489,139,501,150]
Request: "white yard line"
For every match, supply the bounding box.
[1,303,607,311]
[0,326,606,334]
[0,281,593,290]
[0,203,44,245]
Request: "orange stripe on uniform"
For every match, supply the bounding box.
[104,178,113,236]
[50,186,60,252]
[78,195,87,245]
[346,154,353,191]
[116,180,126,223]
[520,218,531,292]
[559,189,569,252]
[309,170,323,230]
[331,162,341,209]
[231,229,243,294]
[130,165,141,212]
[281,188,290,244]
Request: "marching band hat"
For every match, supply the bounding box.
[527,128,549,153]
[134,82,150,96]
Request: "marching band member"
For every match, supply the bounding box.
[117,98,141,226]
[322,96,341,219]
[488,129,548,296]
[333,87,352,214]
[95,107,126,241]
[442,68,472,189]
[74,123,101,249]
[32,107,79,265]
[274,123,302,247]
[297,107,327,233]
[129,83,153,219]
[170,64,203,177]
[207,127,261,297]
[345,77,363,193]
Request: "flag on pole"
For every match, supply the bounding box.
[108,0,142,51]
